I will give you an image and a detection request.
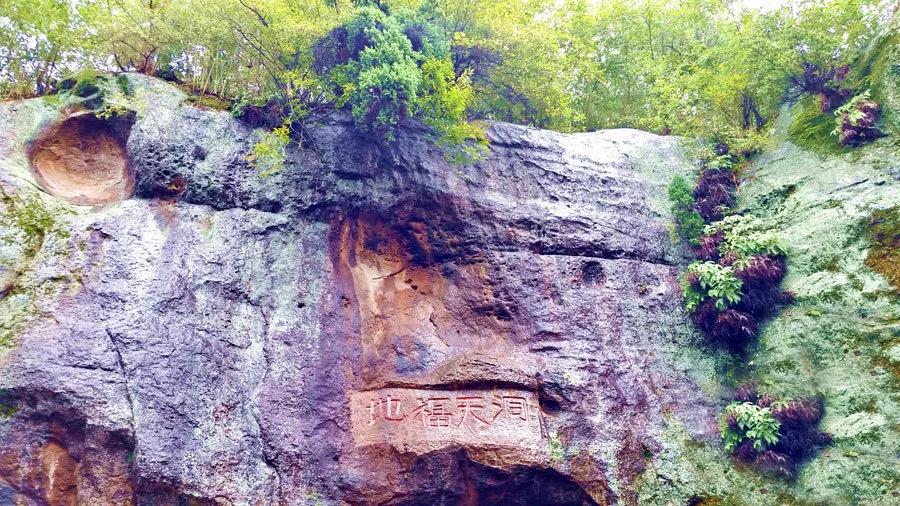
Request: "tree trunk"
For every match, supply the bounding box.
[741,93,765,130]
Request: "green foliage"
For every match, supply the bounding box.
[0,402,15,419]
[668,175,704,245]
[330,6,423,137]
[247,126,290,177]
[1,0,887,152]
[831,89,883,146]
[685,261,743,311]
[417,58,487,163]
[721,402,781,452]
[832,89,873,129]
[705,215,786,259]
[706,155,739,172]
[0,0,85,98]
[548,430,564,463]
[315,6,484,154]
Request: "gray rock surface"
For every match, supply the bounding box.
[0,75,716,505]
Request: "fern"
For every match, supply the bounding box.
[704,215,785,259]
[831,89,871,135]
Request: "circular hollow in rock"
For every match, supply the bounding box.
[28,114,134,205]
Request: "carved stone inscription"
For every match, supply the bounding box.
[350,388,543,451]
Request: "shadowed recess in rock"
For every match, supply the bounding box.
[389,449,598,506]
[27,113,135,206]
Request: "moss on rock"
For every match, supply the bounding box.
[728,106,900,503]
[786,96,848,154]
[856,28,900,136]
[0,187,75,349]
[864,207,900,293]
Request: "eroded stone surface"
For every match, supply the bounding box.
[0,76,714,505]
[28,113,134,206]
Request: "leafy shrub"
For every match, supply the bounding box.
[691,299,758,351]
[313,6,483,157]
[706,154,738,171]
[417,58,487,163]
[735,284,793,319]
[683,261,743,311]
[710,308,758,350]
[722,402,781,453]
[733,255,786,285]
[683,215,790,351]
[693,229,724,261]
[770,399,832,462]
[314,7,423,138]
[705,215,786,259]
[723,387,831,479]
[832,89,883,146]
[668,175,705,245]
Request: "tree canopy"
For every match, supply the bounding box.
[0,0,894,147]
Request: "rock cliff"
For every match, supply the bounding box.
[0,75,714,505]
[1,72,897,506]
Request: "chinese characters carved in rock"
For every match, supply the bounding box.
[366,393,531,428]
[349,388,544,452]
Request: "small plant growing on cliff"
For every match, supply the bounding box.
[721,402,781,453]
[668,175,704,245]
[831,90,883,146]
[247,126,290,177]
[693,167,737,223]
[723,386,832,479]
[95,103,130,120]
[682,214,790,351]
[683,262,743,311]
[705,216,785,260]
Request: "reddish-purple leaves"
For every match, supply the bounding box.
[726,386,831,479]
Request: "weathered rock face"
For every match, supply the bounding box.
[0,76,715,505]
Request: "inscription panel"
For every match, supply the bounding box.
[350,388,543,450]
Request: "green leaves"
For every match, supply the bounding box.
[668,175,704,246]
[317,6,484,158]
[721,402,781,452]
[686,261,743,311]
[247,126,290,177]
[417,58,487,164]
[705,215,786,259]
